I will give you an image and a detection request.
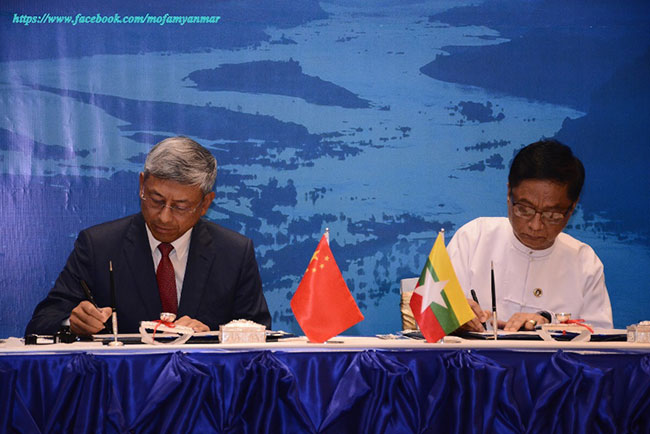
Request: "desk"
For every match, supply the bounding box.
[1,337,649,433]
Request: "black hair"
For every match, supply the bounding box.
[508,139,585,202]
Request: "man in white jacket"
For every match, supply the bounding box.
[448,139,613,331]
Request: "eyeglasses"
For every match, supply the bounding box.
[510,198,573,225]
[140,190,204,216]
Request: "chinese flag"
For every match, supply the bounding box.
[291,234,364,343]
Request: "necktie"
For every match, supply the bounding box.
[157,243,177,314]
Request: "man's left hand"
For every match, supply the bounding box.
[174,315,210,332]
[502,312,549,331]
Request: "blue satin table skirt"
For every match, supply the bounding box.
[1,348,648,433]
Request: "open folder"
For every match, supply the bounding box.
[91,330,295,345]
[402,329,627,342]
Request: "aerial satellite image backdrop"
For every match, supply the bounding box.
[1,0,649,337]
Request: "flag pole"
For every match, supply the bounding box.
[491,260,498,340]
[325,227,330,244]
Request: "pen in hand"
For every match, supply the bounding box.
[80,280,99,309]
[470,288,488,331]
[80,279,109,331]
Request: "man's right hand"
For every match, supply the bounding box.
[70,301,112,336]
[461,298,490,332]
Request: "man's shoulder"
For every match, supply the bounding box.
[194,219,253,248]
[455,217,510,237]
[555,231,600,260]
[449,217,511,255]
[82,213,143,236]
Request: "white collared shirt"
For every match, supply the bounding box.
[447,217,613,329]
[145,225,193,304]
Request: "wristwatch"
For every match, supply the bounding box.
[536,310,552,323]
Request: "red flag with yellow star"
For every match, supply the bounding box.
[291,233,364,343]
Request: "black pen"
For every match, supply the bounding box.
[470,289,487,331]
[107,260,123,345]
[109,260,116,313]
[81,279,109,332]
[80,280,99,309]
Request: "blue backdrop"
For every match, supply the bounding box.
[1,0,649,338]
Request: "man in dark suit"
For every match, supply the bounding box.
[25,136,271,336]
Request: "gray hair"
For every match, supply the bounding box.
[144,136,217,194]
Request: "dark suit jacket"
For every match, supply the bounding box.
[25,213,271,335]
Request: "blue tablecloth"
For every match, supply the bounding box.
[1,348,649,433]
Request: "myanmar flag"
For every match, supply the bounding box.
[409,231,475,342]
[291,234,364,343]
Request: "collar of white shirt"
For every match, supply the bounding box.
[509,227,556,258]
[145,224,193,270]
